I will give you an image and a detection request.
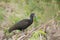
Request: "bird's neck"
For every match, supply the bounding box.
[30,16,33,22]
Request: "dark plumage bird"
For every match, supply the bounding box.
[8,13,35,33]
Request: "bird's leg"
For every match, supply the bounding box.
[21,29,25,36]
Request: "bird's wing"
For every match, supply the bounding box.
[14,19,30,28]
[19,19,30,26]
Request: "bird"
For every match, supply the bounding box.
[8,13,35,33]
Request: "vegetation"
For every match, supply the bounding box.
[0,0,60,40]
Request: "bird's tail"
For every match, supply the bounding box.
[8,27,14,33]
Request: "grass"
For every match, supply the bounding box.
[0,0,60,40]
[0,7,5,21]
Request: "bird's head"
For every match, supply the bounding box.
[30,13,35,18]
